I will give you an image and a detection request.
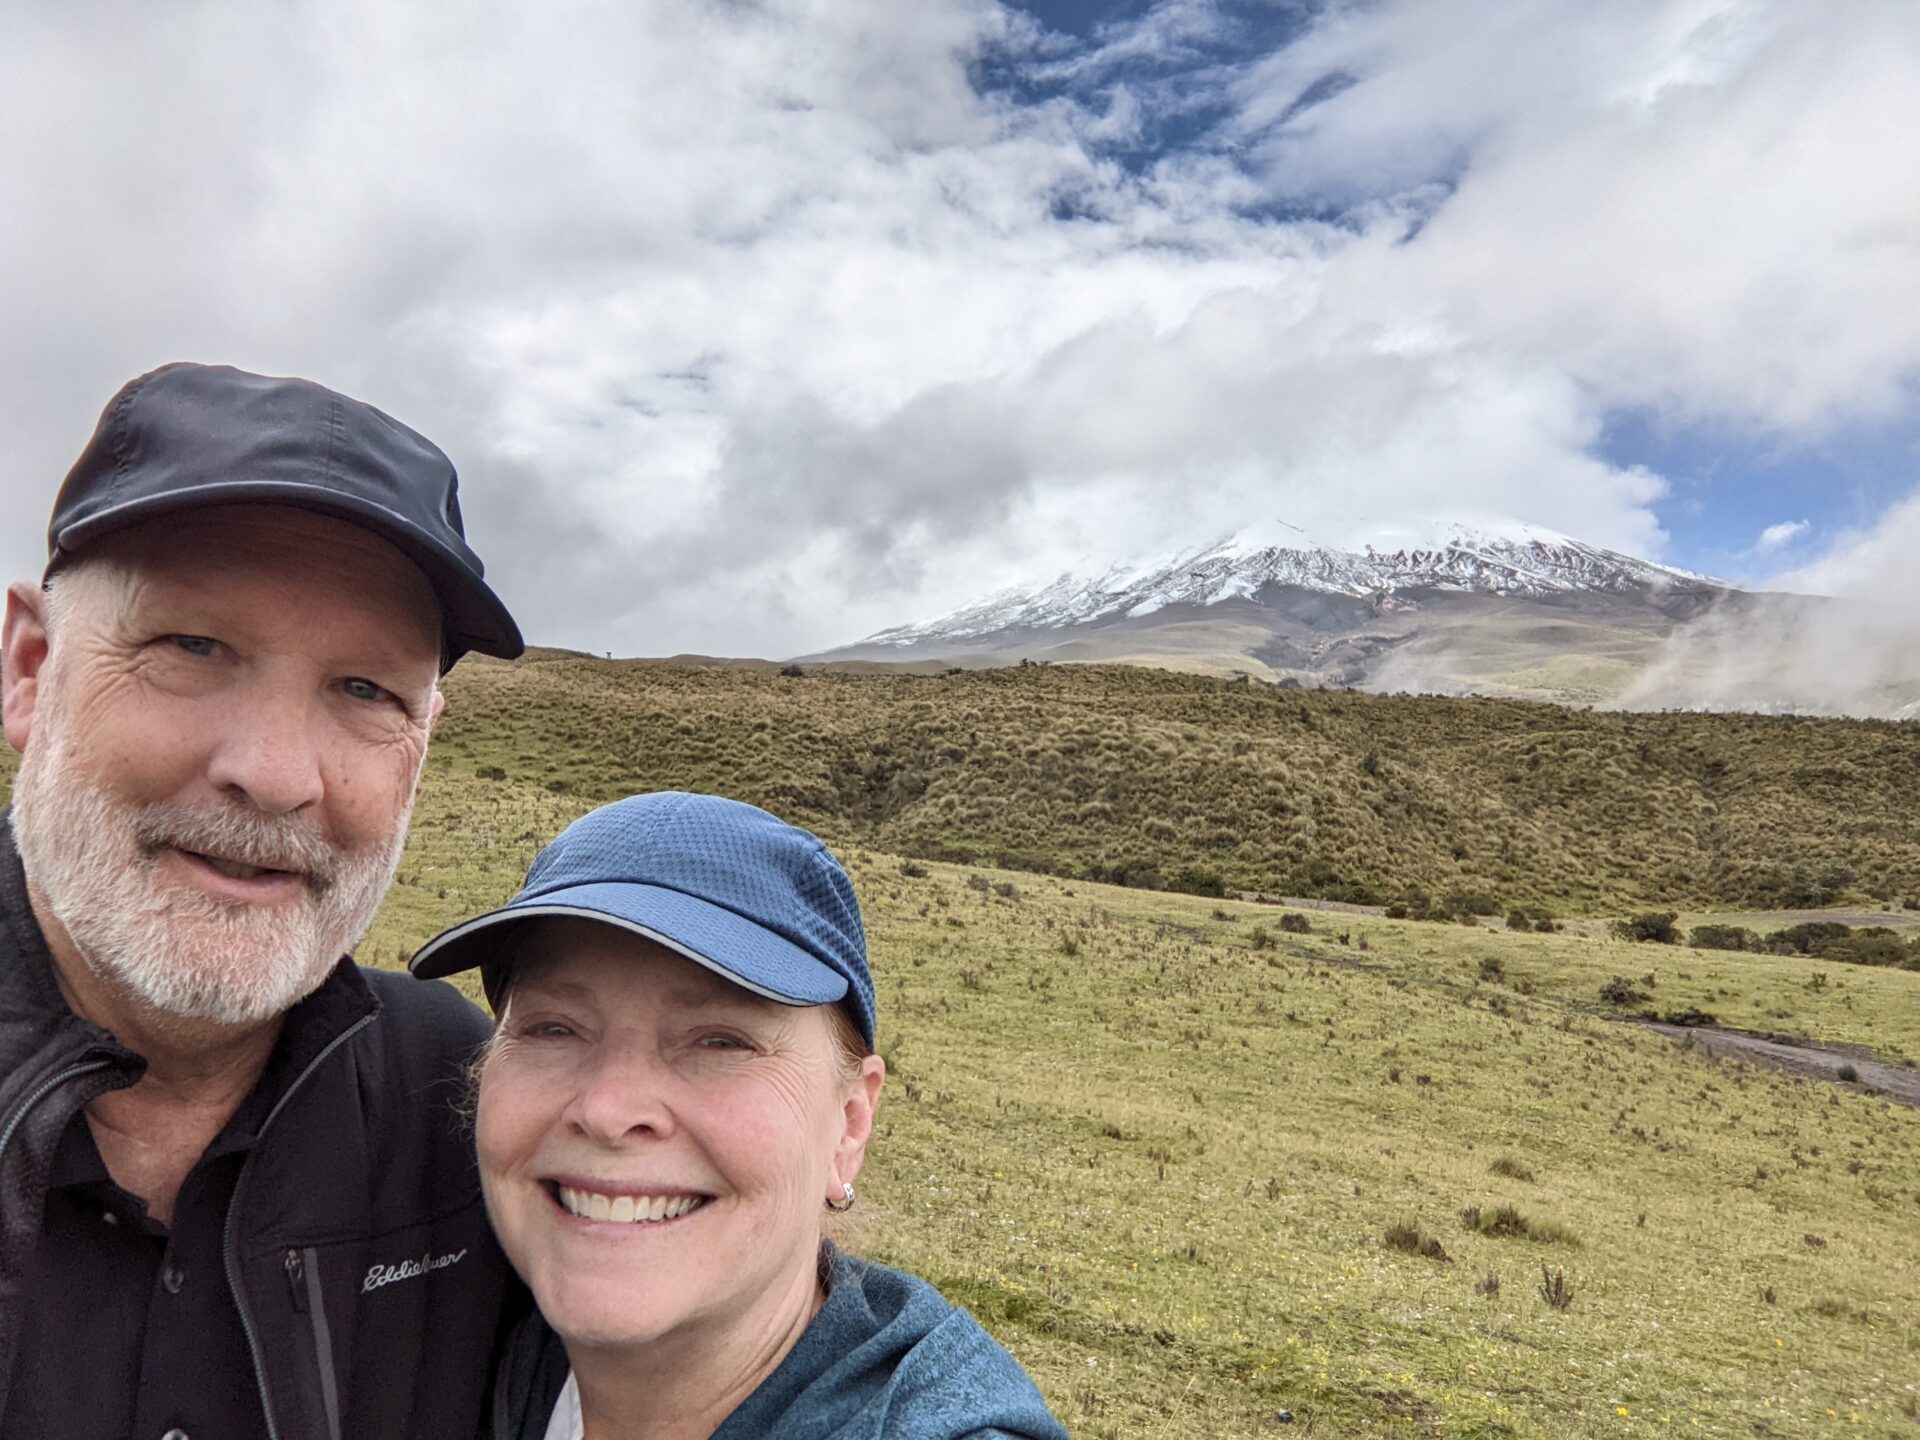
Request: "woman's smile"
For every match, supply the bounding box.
[546,1182,710,1226]
[475,921,868,1354]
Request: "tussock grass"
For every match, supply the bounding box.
[5,663,1919,1433]
[410,656,1920,914]
[332,768,1918,1435]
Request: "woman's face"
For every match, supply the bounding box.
[476,918,881,1352]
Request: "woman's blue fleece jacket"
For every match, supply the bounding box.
[490,1245,1070,1439]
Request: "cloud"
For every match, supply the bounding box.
[3,0,1918,670]
[1754,519,1809,551]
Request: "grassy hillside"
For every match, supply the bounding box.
[353,744,1920,1437]
[3,666,1918,1434]
[420,654,1920,914]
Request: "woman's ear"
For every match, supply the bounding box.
[831,1055,886,1192]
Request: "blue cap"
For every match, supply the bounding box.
[409,792,875,1047]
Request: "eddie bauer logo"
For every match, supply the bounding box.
[362,1248,468,1293]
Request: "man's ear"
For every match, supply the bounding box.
[2,582,53,754]
[428,686,447,732]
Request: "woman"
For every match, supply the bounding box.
[411,791,1068,1440]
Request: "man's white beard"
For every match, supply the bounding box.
[11,710,411,1027]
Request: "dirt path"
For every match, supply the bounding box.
[1238,893,1388,918]
[1630,1020,1920,1107]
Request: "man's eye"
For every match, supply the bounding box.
[342,677,390,703]
[170,635,217,657]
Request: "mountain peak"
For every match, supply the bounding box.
[860,517,1726,649]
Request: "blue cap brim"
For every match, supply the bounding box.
[409,880,852,1011]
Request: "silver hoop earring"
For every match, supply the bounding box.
[825,1182,856,1213]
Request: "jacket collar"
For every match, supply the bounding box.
[0,809,131,1063]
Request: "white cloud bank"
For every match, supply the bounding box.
[3,0,1918,676]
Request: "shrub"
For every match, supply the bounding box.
[1105,862,1165,891]
[1383,1220,1450,1261]
[992,880,1020,899]
[1489,1155,1534,1183]
[1442,889,1501,918]
[1614,912,1680,944]
[1384,902,1410,920]
[1660,1007,1717,1027]
[1814,930,1913,968]
[1506,909,1531,931]
[1167,864,1227,898]
[1539,1265,1574,1311]
[777,664,807,678]
[1277,912,1312,934]
[1837,1063,1860,1083]
[1249,927,1275,951]
[1599,975,1650,1006]
[966,874,991,892]
[476,764,508,781]
[1476,1272,1501,1298]
[1460,1203,1532,1238]
[1478,956,1506,983]
[1757,861,1854,908]
[1765,922,1853,955]
[1689,924,1758,952]
[898,860,929,879]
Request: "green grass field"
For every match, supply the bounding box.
[341,733,1920,1438]
[417,654,1920,914]
[4,667,1917,1436]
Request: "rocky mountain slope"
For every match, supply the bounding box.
[811,518,1741,705]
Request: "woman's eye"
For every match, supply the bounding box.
[342,677,390,704]
[696,1033,750,1051]
[169,635,217,657]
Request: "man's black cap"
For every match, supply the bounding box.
[47,362,525,665]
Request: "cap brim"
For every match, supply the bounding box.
[50,481,524,662]
[409,881,852,1010]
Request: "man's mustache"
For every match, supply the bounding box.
[133,803,340,895]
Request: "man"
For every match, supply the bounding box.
[0,363,526,1439]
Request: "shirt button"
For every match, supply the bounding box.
[161,1260,186,1295]
[161,1430,190,1440]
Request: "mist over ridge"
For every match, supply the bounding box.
[812,515,1917,718]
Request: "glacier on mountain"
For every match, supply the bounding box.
[863,519,1725,648]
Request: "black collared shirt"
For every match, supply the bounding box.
[3,1021,306,1440]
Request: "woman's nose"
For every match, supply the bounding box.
[568,1043,678,1145]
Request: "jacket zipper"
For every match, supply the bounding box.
[289,1246,344,1440]
[225,1012,376,1440]
[0,1057,114,1171]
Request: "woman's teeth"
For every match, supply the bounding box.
[557,1186,704,1224]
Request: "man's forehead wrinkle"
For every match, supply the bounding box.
[86,507,445,666]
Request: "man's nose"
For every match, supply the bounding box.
[204,685,326,816]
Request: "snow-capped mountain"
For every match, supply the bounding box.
[861,519,1726,650]
[800,518,1915,717]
